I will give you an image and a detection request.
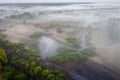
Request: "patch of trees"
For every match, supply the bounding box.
[0,37,65,80]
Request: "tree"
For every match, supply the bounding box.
[14,73,27,80]
[47,74,55,80]
[4,69,14,80]
[42,69,50,76]
[34,67,42,75]
[0,49,8,64]
[0,49,8,70]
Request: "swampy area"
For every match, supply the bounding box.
[0,2,120,80]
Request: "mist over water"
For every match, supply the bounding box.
[38,36,62,58]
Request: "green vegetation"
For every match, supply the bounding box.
[0,37,65,80]
[30,31,44,38]
[49,46,94,63]
[0,49,8,70]
[8,12,34,19]
[82,46,95,56]
[49,48,88,63]
[66,36,79,47]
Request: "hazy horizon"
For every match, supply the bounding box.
[0,0,120,3]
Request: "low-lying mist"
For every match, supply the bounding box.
[0,2,120,80]
[91,18,120,70]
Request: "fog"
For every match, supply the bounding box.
[38,36,62,58]
[0,2,120,79]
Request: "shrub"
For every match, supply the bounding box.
[82,46,95,56]
[66,36,79,47]
[33,67,42,75]
[30,31,43,38]
[14,73,27,80]
[0,49,8,64]
[50,48,88,63]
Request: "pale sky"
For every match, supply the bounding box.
[0,0,119,3]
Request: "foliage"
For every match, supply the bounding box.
[49,48,88,63]
[82,46,95,56]
[0,37,65,80]
[30,31,44,38]
[49,46,95,63]
[66,36,79,47]
[0,49,8,64]
[14,73,27,80]
[33,67,42,75]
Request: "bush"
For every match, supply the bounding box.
[82,46,95,56]
[14,73,27,80]
[49,48,88,63]
[4,69,14,80]
[66,36,79,47]
[33,67,42,75]
[0,49,8,64]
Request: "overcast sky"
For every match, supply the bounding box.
[0,0,119,3]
